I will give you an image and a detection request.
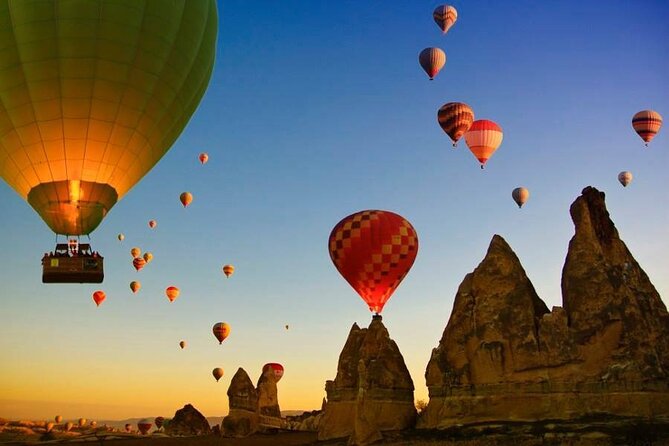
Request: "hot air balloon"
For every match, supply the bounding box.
[328,210,418,315]
[65,422,73,432]
[117,234,124,242]
[512,187,530,208]
[222,264,235,277]
[125,424,132,433]
[132,257,146,272]
[55,415,62,424]
[0,2,218,283]
[213,322,231,344]
[143,252,153,263]
[179,340,187,349]
[154,417,164,430]
[437,102,474,147]
[418,48,446,80]
[92,290,106,306]
[180,192,193,207]
[78,418,86,428]
[199,153,209,164]
[90,421,97,428]
[212,367,224,382]
[433,5,458,34]
[46,422,55,433]
[166,286,180,302]
[148,220,157,229]
[263,363,284,382]
[285,325,289,330]
[137,419,152,435]
[130,281,141,293]
[130,247,141,258]
[464,120,503,168]
[632,110,663,146]
[618,171,633,187]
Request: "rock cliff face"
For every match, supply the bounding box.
[257,366,281,418]
[421,187,669,429]
[318,315,416,443]
[164,404,210,436]
[221,368,259,437]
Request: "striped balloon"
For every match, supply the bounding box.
[437,102,475,147]
[433,5,458,34]
[464,120,503,168]
[419,48,446,80]
[632,110,662,146]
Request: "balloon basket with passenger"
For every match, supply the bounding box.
[42,237,104,284]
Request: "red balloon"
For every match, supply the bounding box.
[132,257,146,271]
[92,290,106,306]
[263,363,284,382]
[328,210,418,314]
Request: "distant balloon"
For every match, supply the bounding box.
[512,187,530,208]
[65,421,74,431]
[212,367,224,382]
[125,423,132,432]
[143,252,153,263]
[632,110,663,146]
[199,153,209,164]
[130,247,141,258]
[418,48,446,80]
[46,422,54,432]
[263,363,284,382]
[130,281,141,293]
[92,290,106,307]
[213,322,231,344]
[148,220,157,229]
[133,257,146,272]
[464,119,503,168]
[117,234,125,242]
[137,419,152,435]
[90,421,97,428]
[55,415,62,424]
[180,192,193,207]
[179,340,187,349]
[78,418,86,427]
[433,5,458,34]
[222,264,235,277]
[438,102,474,147]
[285,325,289,330]
[328,210,418,314]
[618,171,633,187]
[154,417,164,429]
[166,286,180,302]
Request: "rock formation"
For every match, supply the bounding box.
[421,186,669,429]
[318,315,416,444]
[257,366,281,418]
[164,404,211,436]
[221,368,259,437]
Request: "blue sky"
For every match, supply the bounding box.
[1,0,667,420]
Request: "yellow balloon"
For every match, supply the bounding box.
[0,1,218,235]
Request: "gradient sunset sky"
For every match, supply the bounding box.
[1,0,668,421]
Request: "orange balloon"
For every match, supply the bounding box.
[632,110,663,146]
[222,264,235,277]
[212,322,231,344]
[130,247,141,258]
[328,210,418,314]
[148,220,157,229]
[133,257,146,271]
[180,192,193,207]
[464,119,503,168]
[199,153,209,164]
[212,367,224,382]
[130,281,141,293]
[418,47,446,80]
[263,363,284,382]
[179,340,186,349]
[166,286,180,302]
[143,252,153,263]
[92,290,106,306]
[137,419,152,435]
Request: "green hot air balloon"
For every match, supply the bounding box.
[0,0,218,236]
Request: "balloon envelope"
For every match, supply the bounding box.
[143,252,153,263]
[437,102,474,146]
[137,419,152,435]
[130,281,141,293]
[0,1,218,236]
[92,290,106,306]
[55,415,62,424]
[65,422,73,431]
[148,220,157,229]
[78,418,86,427]
[618,171,633,187]
[179,340,186,349]
[328,210,418,314]
[180,192,193,207]
[512,187,530,208]
[464,120,503,167]
[166,286,180,302]
[263,363,284,382]
[117,234,124,242]
[632,110,662,145]
[130,247,141,258]
[199,153,209,164]
[222,264,235,277]
[154,417,164,429]
[433,5,458,34]
[213,322,231,344]
[212,367,224,382]
[418,48,446,80]
[125,424,132,432]
[132,257,146,271]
